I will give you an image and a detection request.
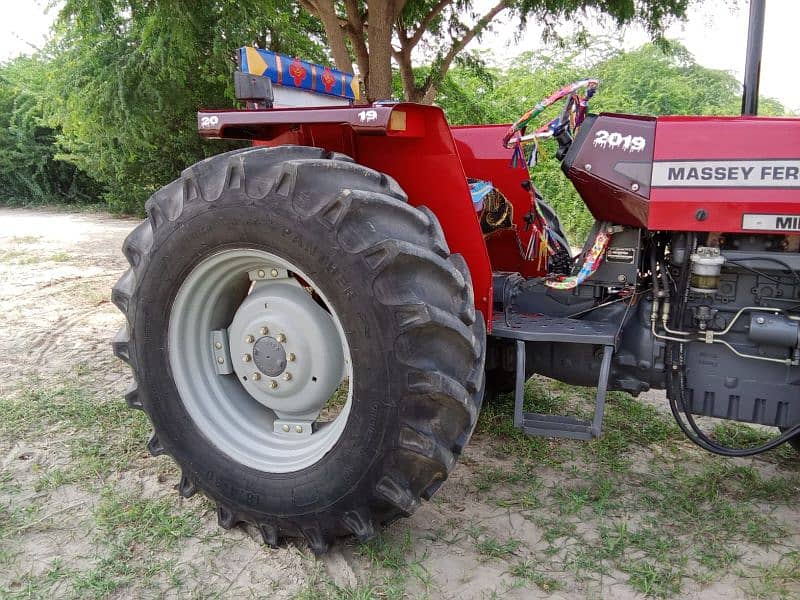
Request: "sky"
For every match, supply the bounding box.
[0,0,797,111]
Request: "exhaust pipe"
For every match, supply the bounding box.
[741,0,766,116]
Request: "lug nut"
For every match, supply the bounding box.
[281,424,290,432]
[245,335,254,344]
[243,354,252,362]
[216,356,224,364]
[260,326,269,336]
[270,268,279,278]
[257,269,266,278]
[214,341,222,350]
[295,425,303,433]
[288,352,296,362]
[283,372,292,381]
[276,333,286,343]
[252,372,261,381]
[269,380,278,389]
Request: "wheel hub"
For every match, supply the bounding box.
[253,336,287,376]
[227,279,345,422]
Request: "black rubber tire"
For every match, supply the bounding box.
[111,145,486,554]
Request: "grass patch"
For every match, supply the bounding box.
[744,551,800,599]
[624,559,685,598]
[9,235,42,244]
[0,372,150,489]
[475,376,797,597]
[467,526,523,559]
[69,485,199,598]
[508,558,563,592]
[355,530,431,599]
[0,249,41,264]
[50,251,72,262]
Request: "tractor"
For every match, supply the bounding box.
[112,0,799,553]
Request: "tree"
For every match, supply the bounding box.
[297,0,697,102]
[46,0,324,213]
[0,56,100,205]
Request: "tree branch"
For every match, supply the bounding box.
[420,0,509,102]
[343,0,369,81]
[407,0,454,49]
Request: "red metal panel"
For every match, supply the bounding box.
[451,125,547,278]
[353,106,493,321]
[649,116,800,232]
[565,115,655,227]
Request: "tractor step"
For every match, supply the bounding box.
[522,413,594,440]
[491,311,619,345]
[490,311,618,440]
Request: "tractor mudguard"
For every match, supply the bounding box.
[198,102,505,322]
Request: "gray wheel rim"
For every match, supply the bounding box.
[168,248,353,473]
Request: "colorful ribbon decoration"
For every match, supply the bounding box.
[545,229,611,290]
[502,79,599,150]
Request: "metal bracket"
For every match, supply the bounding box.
[249,267,289,281]
[273,419,313,437]
[512,341,614,440]
[211,329,233,375]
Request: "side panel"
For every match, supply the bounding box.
[563,114,656,228]
[354,107,494,318]
[451,124,547,278]
[649,116,800,232]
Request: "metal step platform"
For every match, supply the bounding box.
[491,311,618,440]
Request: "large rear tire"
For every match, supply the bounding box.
[112,145,486,553]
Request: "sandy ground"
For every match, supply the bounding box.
[0,206,798,599]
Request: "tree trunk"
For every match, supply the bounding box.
[365,2,394,101]
[301,0,353,75]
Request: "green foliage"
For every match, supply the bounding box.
[438,41,791,241]
[0,56,100,206]
[42,0,324,213]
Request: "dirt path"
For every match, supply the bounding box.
[1,206,798,599]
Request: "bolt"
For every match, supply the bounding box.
[269,380,278,389]
[257,269,266,278]
[245,335,254,344]
[252,372,261,381]
[214,341,222,349]
[756,316,766,325]
[216,356,224,364]
[276,333,286,343]
[281,424,290,432]
[585,163,592,171]
[631,183,640,192]
[287,353,296,362]
[295,425,303,433]
[243,353,252,362]
[283,372,292,381]
[260,326,269,336]
[270,268,279,278]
